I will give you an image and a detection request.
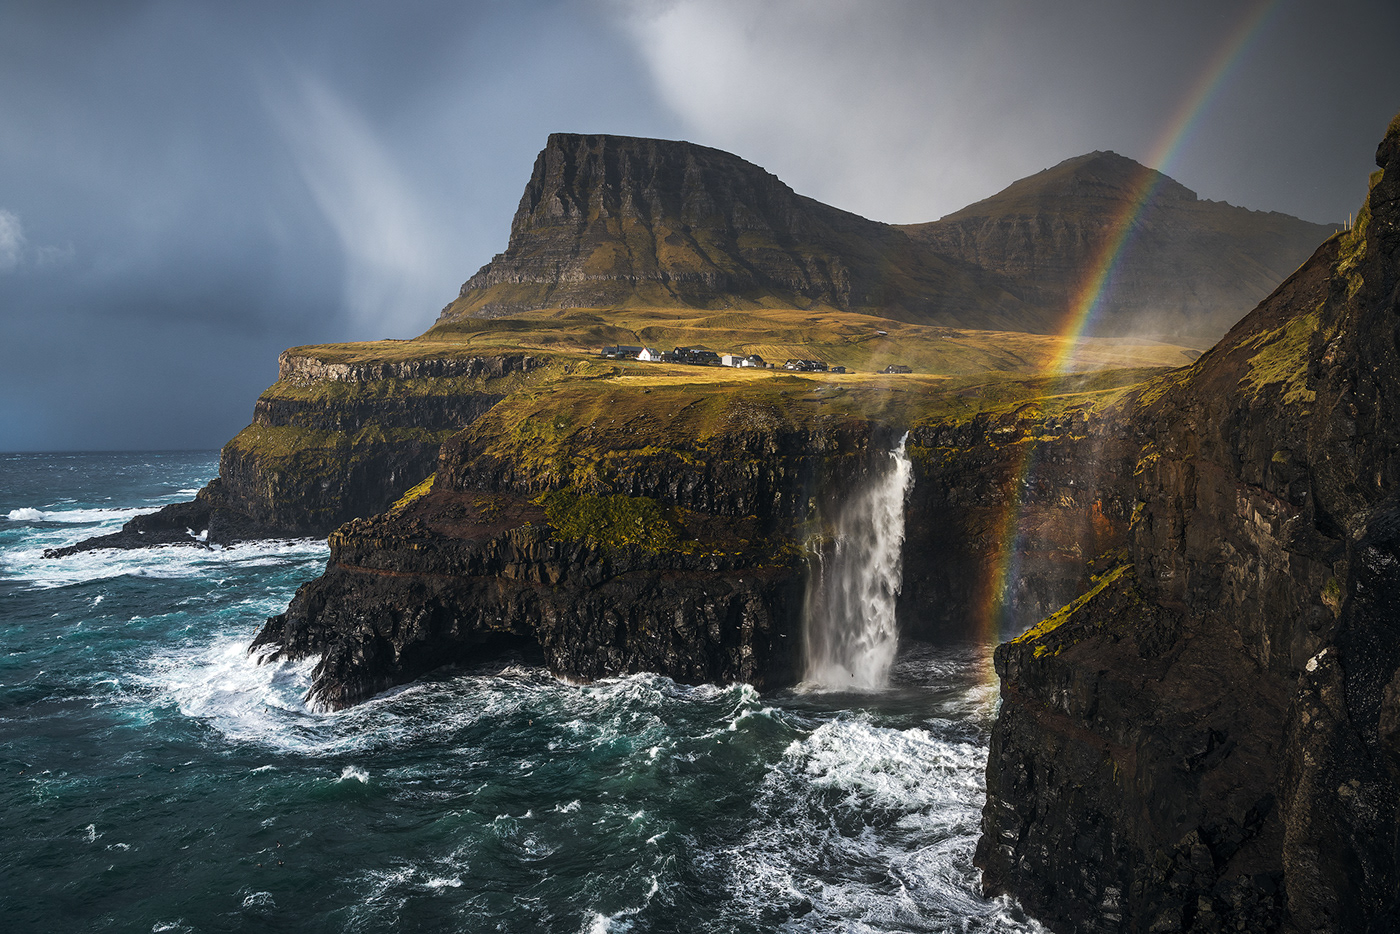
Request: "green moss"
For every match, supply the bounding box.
[390,473,435,512]
[1238,310,1322,405]
[1322,576,1343,619]
[536,489,684,553]
[1010,563,1131,658]
[1336,167,1384,300]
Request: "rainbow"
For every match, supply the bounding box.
[972,0,1284,675]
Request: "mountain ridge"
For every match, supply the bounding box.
[903,149,1337,342]
[437,134,1335,345]
[437,132,1040,330]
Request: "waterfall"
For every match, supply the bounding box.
[803,433,914,690]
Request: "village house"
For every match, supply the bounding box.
[667,347,721,366]
[637,347,663,362]
[599,345,644,360]
[882,364,912,374]
[783,359,828,372]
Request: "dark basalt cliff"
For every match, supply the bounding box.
[977,115,1400,933]
[436,133,1041,330]
[46,349,544,556]
[903,151,1336,345]
[250,366,1149,709]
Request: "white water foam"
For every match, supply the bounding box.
[719,715,1045,933]
[7,505,151,524]
[338,765,370,784]
[803,434,914,690]
[2,537,328,590]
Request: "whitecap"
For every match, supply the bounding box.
[3,536,327,591]
[7,505,150,524]
[338,765,369,784]
[241,891,275,908]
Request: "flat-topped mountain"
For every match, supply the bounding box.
[903,150,1336,343]
[438,133,1040,330]
[438,135,1335,345]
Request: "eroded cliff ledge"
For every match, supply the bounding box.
[46,347,555,556]
[250,366,1152,709]
[977,113,1400,933]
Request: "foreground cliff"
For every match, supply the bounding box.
[977,114,1400,932]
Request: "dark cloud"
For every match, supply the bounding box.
[1,0,1396,451]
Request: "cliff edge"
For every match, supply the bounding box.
[977,114,1400,933]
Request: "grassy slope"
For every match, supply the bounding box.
[420,305,1198,374]
[231,309,1190,511]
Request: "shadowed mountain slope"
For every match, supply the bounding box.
[903,150,1337,344]
[436,136,1333,345]
[435,133,1047,331]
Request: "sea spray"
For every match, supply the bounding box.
[803,433,914,689]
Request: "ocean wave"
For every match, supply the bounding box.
[1,537,328,590]
[705,714,1042,933]
[6,505,151,524]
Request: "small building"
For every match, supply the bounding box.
[740,354,766,368]
[637,347,663,362]
[829,365,847,374]
[784,359,828,372]
[720,353,743,367]
[600,345,644,359]
[672,346,721,366]
[882,364,912,374]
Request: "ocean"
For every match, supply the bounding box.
[0,451,1041,933]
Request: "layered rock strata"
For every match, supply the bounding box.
[437,133,1331,345]
[437,133,1039,330]
[252,372,1150,708]
[904,151,1335,345]
[46,350,542,557]
[977,114,1400,933]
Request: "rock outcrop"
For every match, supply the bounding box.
[46,349,547,556]
[977,114,1400,933]
[903,151,1336,345]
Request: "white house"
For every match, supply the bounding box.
[637,347,662,362]
[721,353,742,367]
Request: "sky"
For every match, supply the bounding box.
[1,0,1397,452]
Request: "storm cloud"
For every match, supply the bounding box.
[1,0,1396,451]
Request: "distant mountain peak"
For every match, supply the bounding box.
[435,132,1038,330]
[433,133,1334,345]
[938,151,1196,223]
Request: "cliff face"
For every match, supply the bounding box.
[249,363,1151,710]
[903,151,1336,345]
[45,349,549,557]
[437,133,1041,330]
[977,115,1400,933]
[210,349,544,535]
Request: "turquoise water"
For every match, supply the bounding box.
[0,452,1040,933]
